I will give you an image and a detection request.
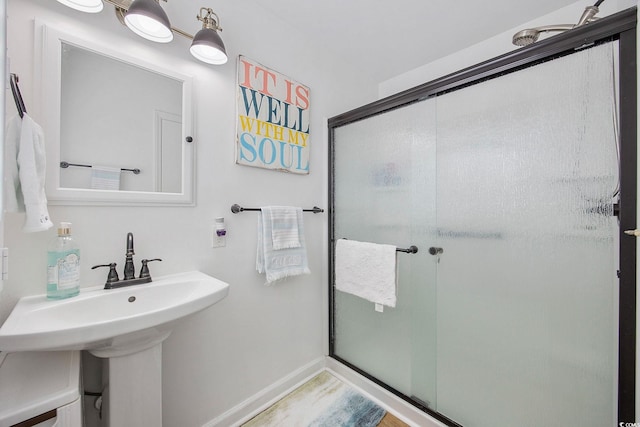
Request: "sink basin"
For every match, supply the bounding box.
[0,271,229,356]
[0,270,229,425]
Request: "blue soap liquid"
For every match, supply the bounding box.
[47,249,80,299]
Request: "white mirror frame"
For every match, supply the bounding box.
[35,21,195,206]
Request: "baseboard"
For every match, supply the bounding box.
[202,357,325,427]
[325,357,449,427]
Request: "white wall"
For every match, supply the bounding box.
[0,0,5,295]
[379,0,637,98]
[2,1,377,426]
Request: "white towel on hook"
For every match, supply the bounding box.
[91,165,121,190]
[335,239,398,307]
[257,206,310,285]
[4,114,53,232]
[269,206,301,249]
[4,115,23,213]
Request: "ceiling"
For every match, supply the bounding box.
[166,0,584,83]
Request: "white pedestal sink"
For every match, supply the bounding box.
[0,271,230,426]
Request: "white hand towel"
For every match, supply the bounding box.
[4,115,23,213]
[91,165,121,190]
[257,207,310,285]
[335,239,398,307]
[268,206,301,249]
[16,114,53,233]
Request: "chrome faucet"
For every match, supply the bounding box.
[92,232,162,289]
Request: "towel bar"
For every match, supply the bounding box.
[339,239,418,254]
[231,204,324,214]
[397,246,418,254]
[60,161,141,174]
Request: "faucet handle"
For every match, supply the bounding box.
[139,258,162,279]
[92,263,120,285]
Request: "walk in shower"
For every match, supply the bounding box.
[328,8,636,427]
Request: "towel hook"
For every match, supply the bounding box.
[10,73,27,119]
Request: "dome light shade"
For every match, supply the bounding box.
[124,0,173,43]
[56,0,103,13]
[190,28,228,65]
[189,8,227,65]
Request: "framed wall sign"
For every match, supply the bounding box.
[236,55,310,174]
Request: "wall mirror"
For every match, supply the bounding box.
[37,23,194,206]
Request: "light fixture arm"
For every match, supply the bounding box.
[197,7,222,32]
[576,6,599,26]
[60,0,227,64]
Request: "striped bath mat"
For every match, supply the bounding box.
[242,371,386,427]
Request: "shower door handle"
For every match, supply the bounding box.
[428,247,443,255]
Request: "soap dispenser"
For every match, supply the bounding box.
[212,217,226,247]
[47,222,80,299]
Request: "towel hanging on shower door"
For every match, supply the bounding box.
[335,239,398,308]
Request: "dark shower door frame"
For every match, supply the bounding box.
[328,7,637,426]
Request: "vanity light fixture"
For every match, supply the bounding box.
[56,0,228,65]
[124,0,173,43]
[189,8,228,65]
[56,0,104,14]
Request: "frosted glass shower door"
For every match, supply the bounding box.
[333,98,439,407]
[434,42,618,427]
[331,41,619,427]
